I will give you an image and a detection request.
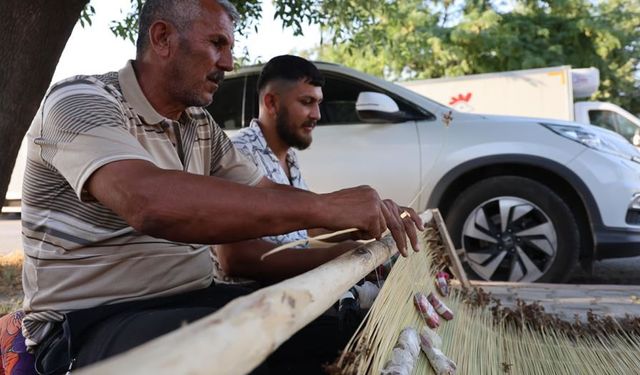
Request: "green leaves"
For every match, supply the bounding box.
[109,0,142,44]
[79,3,95,28]
[316,0,640,114]
[272,0,322,36]
[97,0,638,113]
[107,1,324,40]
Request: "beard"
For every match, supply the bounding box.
[275,106,314,150]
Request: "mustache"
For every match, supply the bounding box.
[303,120,317,128]
[207,71,225,84]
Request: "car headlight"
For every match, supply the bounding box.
[541,122,640,159]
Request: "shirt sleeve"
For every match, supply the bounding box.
[39,81,155,201]
[208,116,263,186]
[231,135,260,168]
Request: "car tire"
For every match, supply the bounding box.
[445,176,579,283]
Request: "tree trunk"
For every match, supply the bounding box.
[0,0,88,209]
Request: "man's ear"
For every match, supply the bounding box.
[263,92,280,117]
[148,21,177,58]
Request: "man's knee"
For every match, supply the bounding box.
[75,307,217,368]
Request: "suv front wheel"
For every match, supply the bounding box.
[445,176,579,283]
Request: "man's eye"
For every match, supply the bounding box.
[211,39,227,48]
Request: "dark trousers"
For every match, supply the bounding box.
[35,284,351,374]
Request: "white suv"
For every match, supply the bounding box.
[208,62,640,283]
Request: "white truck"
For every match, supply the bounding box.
[400,66,640,146]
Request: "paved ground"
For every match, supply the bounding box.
[569,258,640,284]
[0,218,21,254]
[2,217,640,284]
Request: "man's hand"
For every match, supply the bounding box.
[319,186,424,257]
[381,200,424,256]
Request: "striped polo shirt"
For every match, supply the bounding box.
[21,61,262,346]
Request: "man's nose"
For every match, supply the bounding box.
[310,104,321,120]
[218,48,234,72]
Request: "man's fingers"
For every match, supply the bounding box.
[376,206,387,241]
[403,213,420,252]
[381,200,408,256]
[400,207,422,252]
[403,207,425,231]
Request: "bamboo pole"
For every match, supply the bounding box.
[76,235,399,375]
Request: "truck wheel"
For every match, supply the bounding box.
[445,176,579,283]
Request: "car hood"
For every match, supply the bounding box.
[466,113,640,158]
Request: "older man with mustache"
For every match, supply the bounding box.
[19,1,423,373]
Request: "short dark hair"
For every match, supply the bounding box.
[136,0,239,56]
[257,55,325,94]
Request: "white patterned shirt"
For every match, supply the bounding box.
[231,120,310,248]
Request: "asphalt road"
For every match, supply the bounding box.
[2,217,640,284]
[0,218,21,254]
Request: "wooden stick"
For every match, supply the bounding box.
[432,208,471,288]
[451,279,640,322]
[260,211,413,261]
[260,228,358,260]
[75,235,399,375]
[464,280,640,292]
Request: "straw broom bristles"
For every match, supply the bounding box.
[331,228,640,375]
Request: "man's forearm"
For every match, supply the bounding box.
[255,176,304,191]
[215,240,359,283]
[87,160,420,254]
[87,160,324,244]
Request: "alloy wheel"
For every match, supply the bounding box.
[460,197,557,282]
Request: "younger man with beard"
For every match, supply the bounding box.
[218,55,380,373]
[214,55,362,286]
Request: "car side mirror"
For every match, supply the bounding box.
[356,92,414,123]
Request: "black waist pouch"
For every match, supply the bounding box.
[34,282,250,374]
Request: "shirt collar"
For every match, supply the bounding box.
[118,60,166,125]
[249,119,261,130]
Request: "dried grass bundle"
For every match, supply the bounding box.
[333,229,640,374]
